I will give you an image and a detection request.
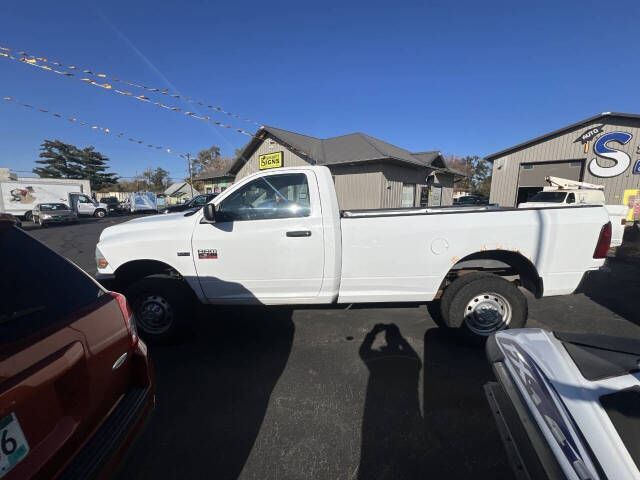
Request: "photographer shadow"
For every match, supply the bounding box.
[358,323,424,479]
[358,325,512,479]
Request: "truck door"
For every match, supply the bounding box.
[191,171,325,302]
[71,194,95,215]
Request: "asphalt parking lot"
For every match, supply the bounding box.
[25,215,640,479]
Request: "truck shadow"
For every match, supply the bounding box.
[581,259,639,325]
[118,305,295,480]
[358,325,511,479]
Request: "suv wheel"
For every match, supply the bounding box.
[125,274,193,343]
[94,209,106,218]
[441,273,527,344]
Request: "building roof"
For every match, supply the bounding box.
[164,182,200,197]
[194,162,235,181]
[485,112,640,161]
[229,125,464,177]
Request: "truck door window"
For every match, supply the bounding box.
[567,193,576,204]
[217,173,311,221]
[77,196,91,203]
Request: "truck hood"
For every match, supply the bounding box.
[98,211,194,244]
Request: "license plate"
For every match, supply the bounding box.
[0,413,29,478]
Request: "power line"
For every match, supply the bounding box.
[2,95,187,158]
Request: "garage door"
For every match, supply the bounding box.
[518,160,584,187]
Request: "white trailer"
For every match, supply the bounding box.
[0,179,109,220]
[0,180,83,220]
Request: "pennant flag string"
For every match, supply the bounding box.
[0,93,313,158]
[0,44,261,133]
[1,95,188,158]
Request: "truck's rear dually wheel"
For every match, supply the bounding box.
[440,272,527,343]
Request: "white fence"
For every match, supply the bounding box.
[95,192,132,201]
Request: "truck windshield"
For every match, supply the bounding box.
[528,192,567,203]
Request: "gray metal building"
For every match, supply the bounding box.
[487,112,640,212]
[216,125,463,209]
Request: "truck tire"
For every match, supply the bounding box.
[94,209,106,218]
[125,274,194,344]
[24,211,33,222]
[443,273,527,344]
[440,272,495,325]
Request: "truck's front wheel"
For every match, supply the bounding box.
[125,275,192,344]
[441,273,527,344]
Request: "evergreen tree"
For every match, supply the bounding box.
[32,139,118,191]
[33,140,84,178]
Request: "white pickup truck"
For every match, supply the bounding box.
[95,166,612,343]
[519,176,629,247]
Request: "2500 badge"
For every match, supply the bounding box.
[198,249,218,259]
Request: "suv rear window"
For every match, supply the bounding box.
[0,225,104,345]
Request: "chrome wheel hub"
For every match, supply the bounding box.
[136,295,173,334]
[464,292,512,335]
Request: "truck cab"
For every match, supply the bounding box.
[69,193,108,218]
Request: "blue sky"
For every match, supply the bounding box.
[1,0,639,180]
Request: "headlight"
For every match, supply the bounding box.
[41,213,52,219]
[95,246,108,269]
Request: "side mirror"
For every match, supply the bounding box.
[203,203,216,223]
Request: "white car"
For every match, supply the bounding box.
[485,329,640,480]
[95,166,611,343]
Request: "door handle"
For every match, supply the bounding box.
[286,230,312,237]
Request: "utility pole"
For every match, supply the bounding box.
[187,153,194,198]
[135,170,139,192]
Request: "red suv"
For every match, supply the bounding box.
[0,215,154,479]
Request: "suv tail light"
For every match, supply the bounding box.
[109,292,138,347]
[593,221,612,259]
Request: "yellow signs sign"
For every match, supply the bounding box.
[259,151,284,170]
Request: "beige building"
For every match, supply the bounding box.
[487,112,640,218]
[202,126,463,210]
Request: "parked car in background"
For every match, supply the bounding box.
[454,194,489,205]
[519,176,629,247]
[159,193,217,214]
[485,328,640,480]
[102,196,125,215]
[0,214,154,480]
[96,165,611,343]
[31,203,78,227]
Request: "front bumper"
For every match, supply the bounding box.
[42,216,78,224]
